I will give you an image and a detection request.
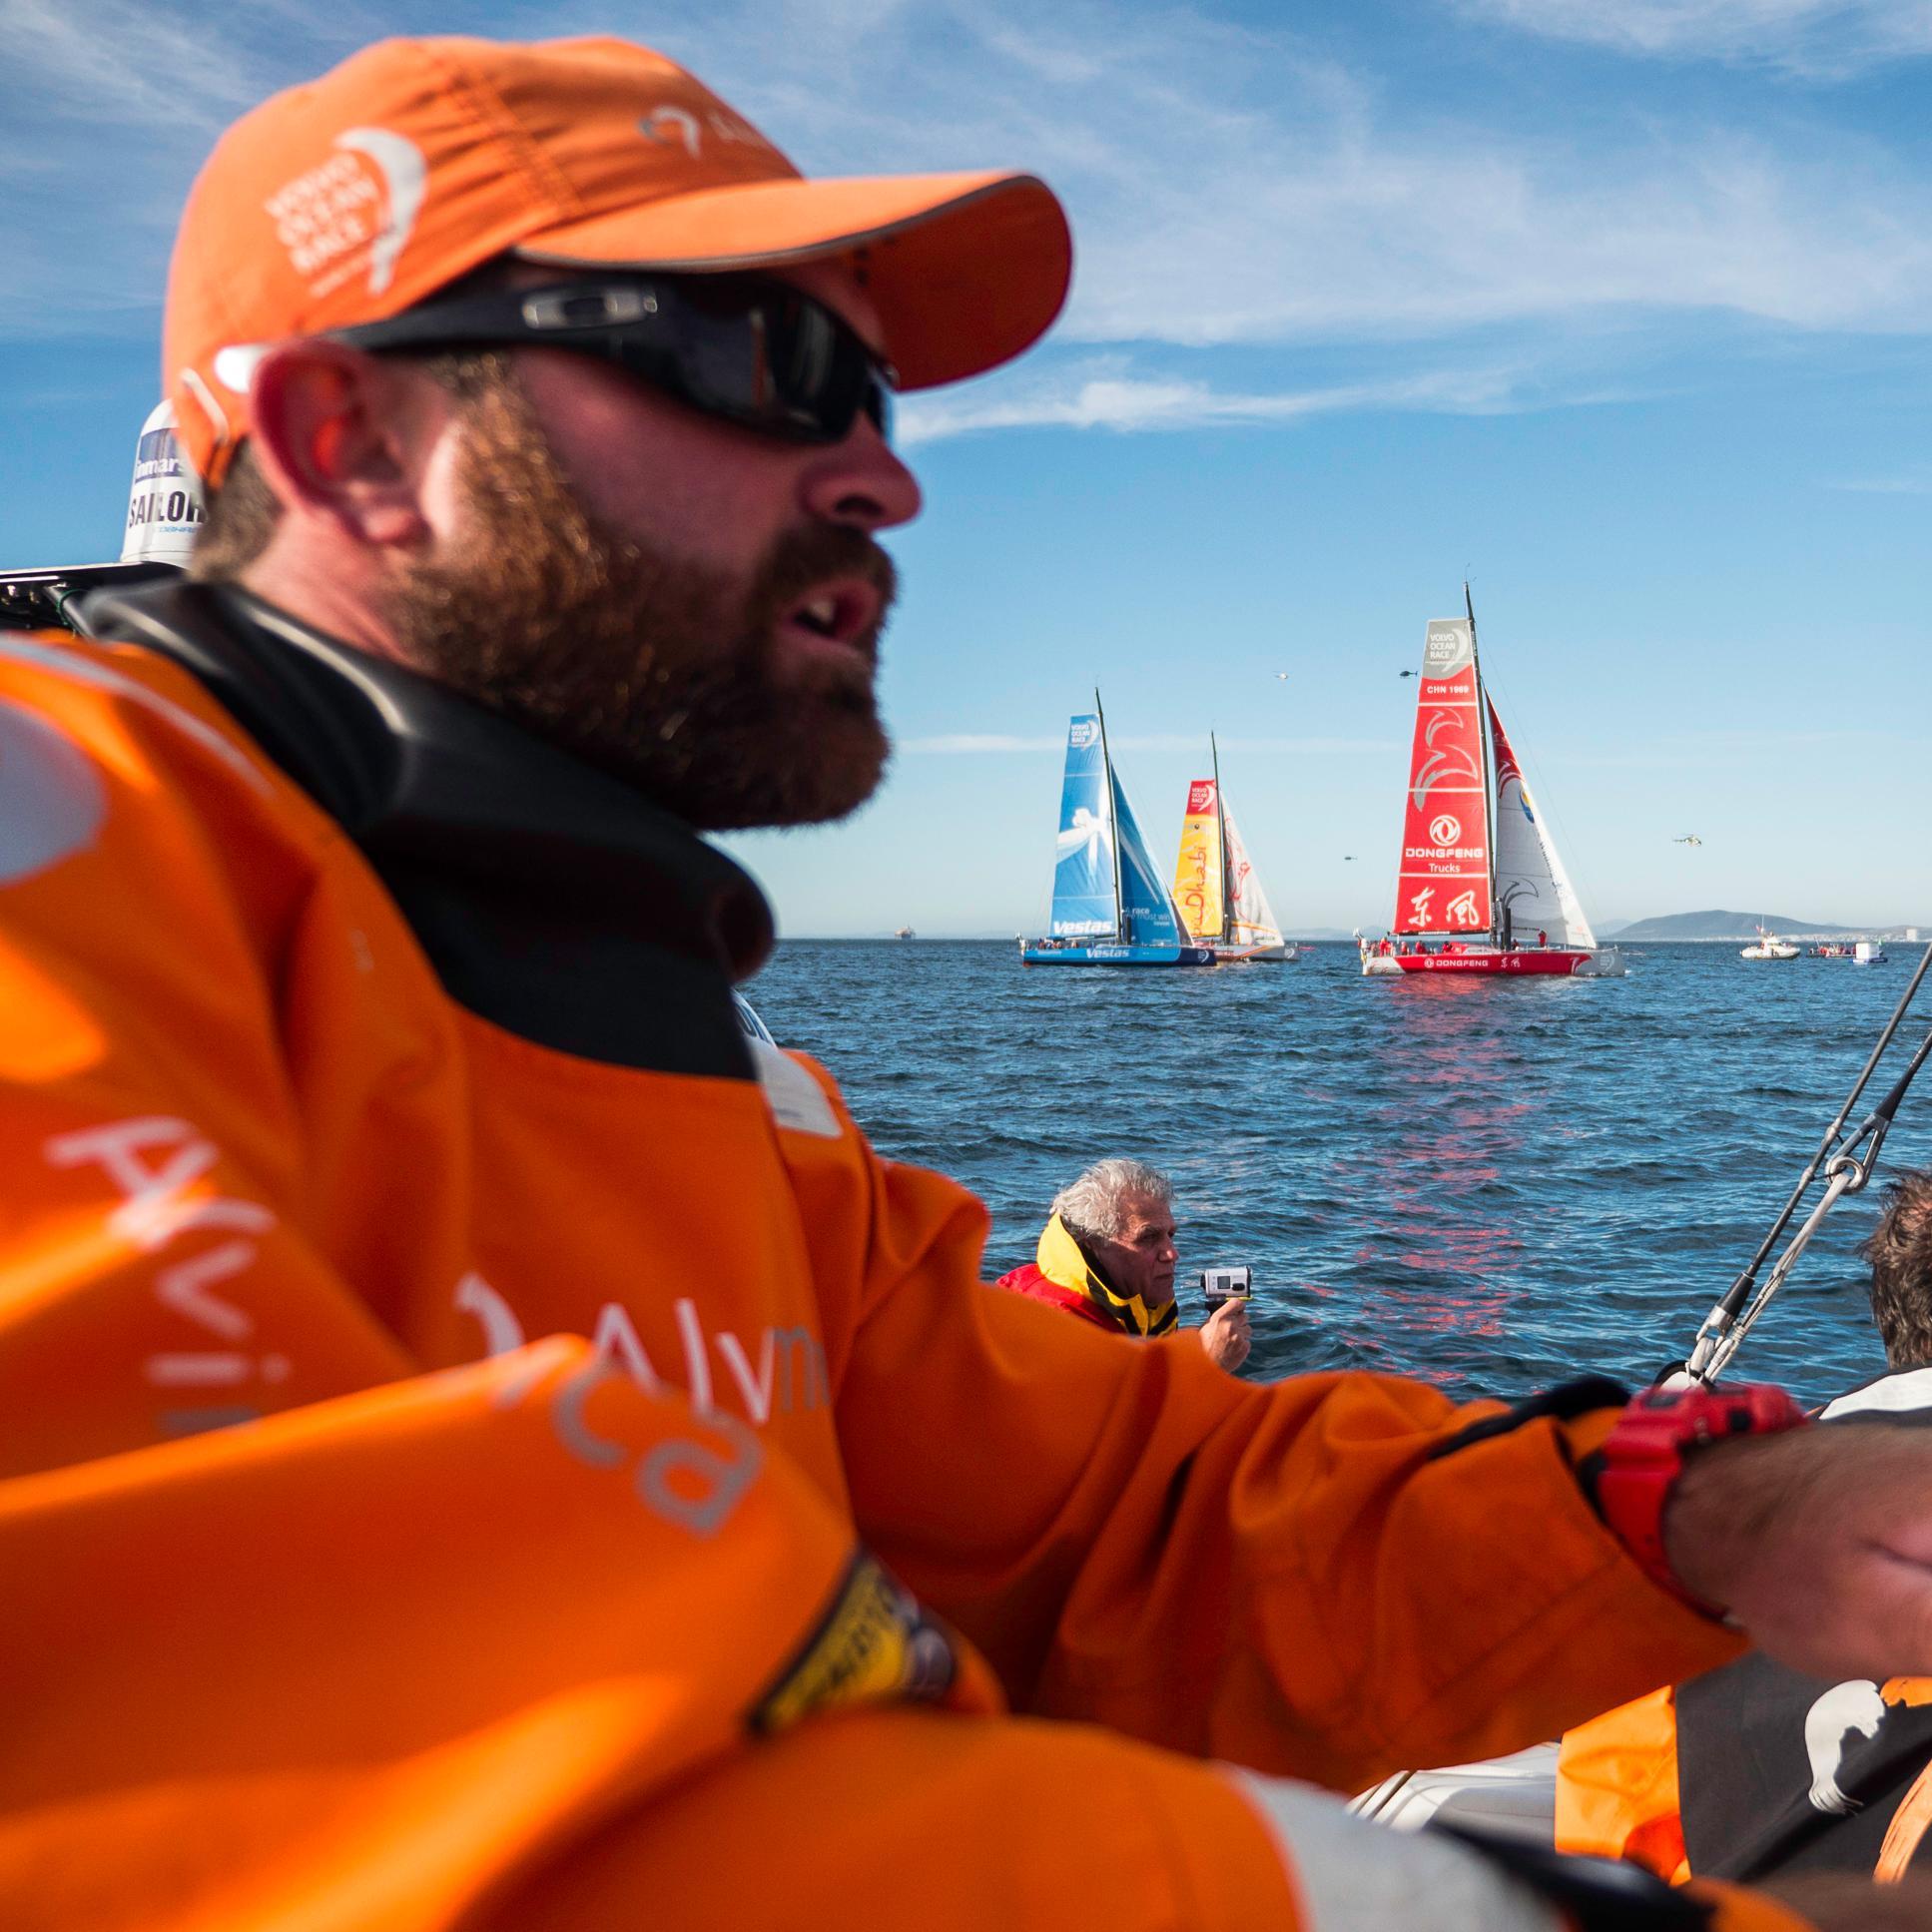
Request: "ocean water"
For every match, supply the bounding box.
[744,939,1932,1409]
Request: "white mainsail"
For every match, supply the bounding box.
[1488,698,1595,950]
[1222,800,1285,947]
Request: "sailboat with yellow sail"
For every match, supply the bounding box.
[1170,736,1298,964]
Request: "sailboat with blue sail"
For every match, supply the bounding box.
[1020,695,1214,966]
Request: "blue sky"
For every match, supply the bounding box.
[5,0,1928,935]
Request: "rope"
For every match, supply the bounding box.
[1685,939,1932,1383]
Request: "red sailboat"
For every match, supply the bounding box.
[1362,591,1623,979]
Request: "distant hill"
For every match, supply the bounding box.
[1615,909,1860,942]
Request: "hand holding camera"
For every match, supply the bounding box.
[1196,1267,1254,1373]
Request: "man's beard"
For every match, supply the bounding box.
[384,374,896,830]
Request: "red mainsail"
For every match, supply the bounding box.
[1394,617,1492,935]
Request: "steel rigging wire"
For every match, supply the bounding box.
[1683,940,1932,1384]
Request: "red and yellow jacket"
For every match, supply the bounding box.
[0,582,1779,1928]
[994,1210,1178,1335]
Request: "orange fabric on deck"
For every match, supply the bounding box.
[1556,1685,1690,1883]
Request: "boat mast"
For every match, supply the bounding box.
[1096,686,1126,943]
[1466,582,1499,947]
[1212,731,1233,945]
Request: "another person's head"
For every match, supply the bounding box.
[1052,1159,1179,1308]
[1861,1169,1932,1371]
[168,35,1069,831]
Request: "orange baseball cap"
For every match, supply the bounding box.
[164,35,1073,481]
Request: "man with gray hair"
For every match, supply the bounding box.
[994,1157,1252,1371]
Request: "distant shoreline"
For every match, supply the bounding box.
[774,930,1927,945]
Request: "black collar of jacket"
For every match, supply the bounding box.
[77,578,775,1079]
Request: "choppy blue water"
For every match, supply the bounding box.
[745,940,1932,1408]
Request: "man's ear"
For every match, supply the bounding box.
[246,340,437,549]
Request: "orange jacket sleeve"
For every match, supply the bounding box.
[780,1099,1744,1794]
[1556,1684,1690,1882]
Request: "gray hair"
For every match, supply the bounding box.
[1051,1158,1173,1243]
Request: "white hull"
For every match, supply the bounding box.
[1359,940,1625,979]
[1571,947,1626,978]
[1352,1740,1559,1844]
[1211,940,1299,964]
[1741,942,1799,961]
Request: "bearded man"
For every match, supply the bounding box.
[3,32,1932,1932]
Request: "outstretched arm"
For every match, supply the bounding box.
[797,1118,1739,1793]
[801,1093,1932,1796]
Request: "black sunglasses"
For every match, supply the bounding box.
[330,274,895,445]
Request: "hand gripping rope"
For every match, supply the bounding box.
[1683,941,1932,1385]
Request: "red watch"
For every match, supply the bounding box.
[1588,1382,1810,1614]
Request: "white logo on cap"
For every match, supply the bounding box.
[641,105,702,159]
[638,103,771,161]
[334,128,426,294]
[263,127,426,299]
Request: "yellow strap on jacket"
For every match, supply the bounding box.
[0,621,1749,1928]
[1033,1211,1178,1336]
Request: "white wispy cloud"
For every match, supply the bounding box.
[0,0,357,330]
[9,0,1932,398]
[1,0,271,131]
[900,731,1399,754]
[898,359,1526,443]
[684,0,1932,347]
[1561,725,1913,768]
[900,734,1065,753]
[1824,471,1932,494]
[1456,0,1932,78]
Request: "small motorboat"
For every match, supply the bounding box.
[1741,928,1799,961]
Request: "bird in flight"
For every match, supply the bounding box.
[1673,835,1703,847]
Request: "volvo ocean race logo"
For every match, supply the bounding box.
[265,127,426,298]
[1429,814,1462,849]
[1423,619,1473,677]
[1068,719,1100,751]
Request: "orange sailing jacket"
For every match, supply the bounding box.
[0,581,1760,1929]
